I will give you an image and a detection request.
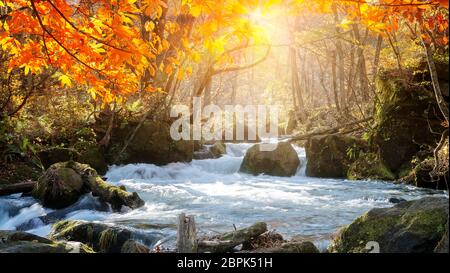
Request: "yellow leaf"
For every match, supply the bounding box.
[177,69,184,80]
[59,75,73,87]
[87,87,97,100]
[145,21,155,32]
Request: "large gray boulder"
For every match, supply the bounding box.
[240,142,300,177]
[329,197,449,253]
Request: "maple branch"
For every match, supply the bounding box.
[45,0,132,54]
[30,0,103,74]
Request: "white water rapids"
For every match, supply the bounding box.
[0,143,447,250]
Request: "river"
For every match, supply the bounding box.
[0,143,447,251]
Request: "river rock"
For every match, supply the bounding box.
[0,230,94,253]
[371,66,445,174]
[50,220,149,253]
[240,142,300,177]
[305,134,367,178]
[209,141,226,157]
[32,161,144,211]
[193,141,227,160]
[32,164,85,208]
[347,152,395,181]
[329,197,449,253]
[107,120,194,165]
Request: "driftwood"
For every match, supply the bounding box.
[0,181,36,196]
[176,213,198,253]
[197,222,267,253]
[284,116,373,142]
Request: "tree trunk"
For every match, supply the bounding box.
[353,24,369,100]
[372,33,383,82]
[177,213,198,253]
[333,5,346,109]
[422,40,449,124]
[331,52,341,112]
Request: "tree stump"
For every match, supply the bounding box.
[176,213,198,253]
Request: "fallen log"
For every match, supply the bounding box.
[0,181,36,196]
[284,116,373,142]
[198,222,267,253]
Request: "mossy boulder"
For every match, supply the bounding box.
[372,68,445,174]
[32,161,144,211]
[50,220,148,253]
[398,157,448,191]
[329,197,449,253]
[305,135,368,178]
[32,164,85,208]
[0,230,94,253]
[240,142,300,177]
[347,152,396,181]
[107,120,194,165]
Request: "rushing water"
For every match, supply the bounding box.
[0,143,447,250]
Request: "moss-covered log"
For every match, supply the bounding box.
[198,222,267,253]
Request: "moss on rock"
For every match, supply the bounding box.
[347,152,395,181]
[329,197,449,253]
[240,142,300,177]
[32,164,85,208]
[0,230,94,253]
[371,66,445,174]
[51,220,136,253]
[32,161,144,211]
[107,120,194,165]
[305,134,368,178]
